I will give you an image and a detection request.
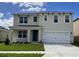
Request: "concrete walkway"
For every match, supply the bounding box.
[43,44,79,57]
[0,51,45,54]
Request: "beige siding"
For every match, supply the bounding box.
[14,13,73,32]
[0,30,9,41]
[38,13,73,32]
[73,20,79,36]
[14,14,39,26]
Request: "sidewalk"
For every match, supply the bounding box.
[0,51,45,54]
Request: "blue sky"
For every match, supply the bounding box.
[0,2,79,28]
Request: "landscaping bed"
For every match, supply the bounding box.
[0,43,44,51]
[72,36,79,47]
[0,53,44,57]
[74,36,79,43]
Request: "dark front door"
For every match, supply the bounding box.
[32,30,38,42]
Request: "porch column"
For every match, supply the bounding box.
[38,29,42,42]
[9,30,13,43]
[27,29,31,42]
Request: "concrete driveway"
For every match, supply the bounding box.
[43,44,79,57]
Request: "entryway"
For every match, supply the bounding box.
[32,30,38,42]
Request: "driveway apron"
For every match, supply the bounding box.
[43,44,79,57]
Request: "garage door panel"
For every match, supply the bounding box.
[42,32,70,43]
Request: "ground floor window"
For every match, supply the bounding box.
[18,31,27,38]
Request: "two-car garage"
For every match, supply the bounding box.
[42,32,70,43]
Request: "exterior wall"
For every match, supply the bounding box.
[0,30,9,42]
[38,13,73,43]
[14,13,73,32]
[38,13,73,32]
[73,20,79,36]
[14,14,39,26]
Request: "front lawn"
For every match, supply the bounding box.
[0,43,44,51]
[0,53,44,57]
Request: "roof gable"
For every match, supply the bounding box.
[73,18,79,22]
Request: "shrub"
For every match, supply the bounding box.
[0,41,4,43]
[19,42,23,44]
[24,41,28,44]
[5,35,10,45]
[16,41,19,44]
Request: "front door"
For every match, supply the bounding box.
[32,30,38,42]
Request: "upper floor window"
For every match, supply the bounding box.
[24,17,27,23]
[34,17,37,22]
[54,15,58,23]
[20,17,28,23]
[65,15,69,23]
[44,15,47,21]
[20,17,23,23]
[18,31,27,38]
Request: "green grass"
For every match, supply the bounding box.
[0,53,44,57]
[0,43,44,51]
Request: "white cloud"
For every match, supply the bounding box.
[11,2,19,5]
[19,2,46,7]
[22,9,27,12]
[11,2,46,7]
[0,16,13,29]
[26,7,46,12]
[0,12,4,18]
[11,2,47,12]
[41,8,46,11]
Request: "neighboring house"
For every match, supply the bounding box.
[10,11,73,43]
[73,18,79,36]
[0,26,9,42]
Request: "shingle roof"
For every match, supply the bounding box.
[13,11,73,15]
[0,26,9,31]
[73,18,79,22]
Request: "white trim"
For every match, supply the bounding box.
[44,14,48,21]
[33,16,38,22]
[18,31,27,38]
[53,14,59,24]
[64,14,71,24]
[19,16,28,24]
[43,31,71,32]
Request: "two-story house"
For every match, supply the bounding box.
[10,11,73,43]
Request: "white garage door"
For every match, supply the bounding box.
[42,32,70,43]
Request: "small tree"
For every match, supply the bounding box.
[5,35,10,45]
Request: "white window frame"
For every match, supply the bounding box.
[18,31,27,38]
[64,14,70,23]
[44,15,47,21]
[33,16,37,22]
[53,14,59,24]
[20,16,28,23]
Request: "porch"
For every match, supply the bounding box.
[10,25,43,43]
